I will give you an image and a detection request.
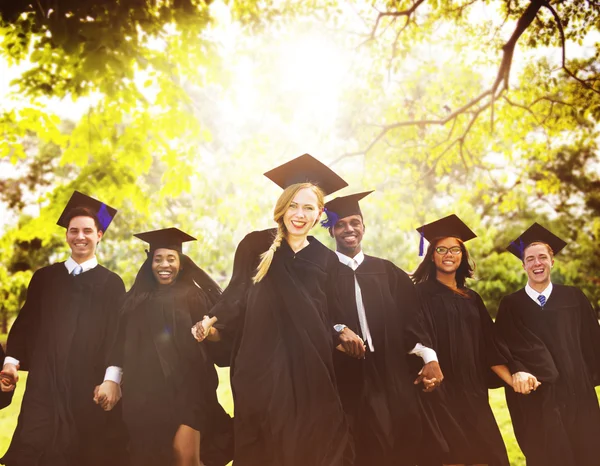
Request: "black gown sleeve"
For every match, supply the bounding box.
[391,264,432,352]
[576,288,600,386]
[5,268,45,370]
[102,274,126,368]
[472,292,509,388]
[494,294,559,383]
[207,233,260,333]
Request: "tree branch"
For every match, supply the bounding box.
[339,0,546,164]
[542,0,600,94]
[368,0,426,40]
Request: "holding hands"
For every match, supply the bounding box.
[0,363,19,392]
[191,315,219,342]
[93,380,122,411]
[512,371,541,394]
[335,327,366,359]
[414,361,444,392]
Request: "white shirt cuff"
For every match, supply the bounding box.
[104,366,123,384]
[409,343,438,364]
[3,356,20,368]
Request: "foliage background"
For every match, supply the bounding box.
[1,0,599,464]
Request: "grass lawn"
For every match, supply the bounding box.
[1,370,598,465]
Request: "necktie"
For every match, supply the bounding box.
[72,265,83,276]
[537,294,546,306]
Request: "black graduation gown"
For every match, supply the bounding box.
[0,344,14,410]
[208,229,351,466]
[1,263,129,466]
[111,281,232,466]
[495,285,600,466]
[333,255,431,466]
[415,279,509,466]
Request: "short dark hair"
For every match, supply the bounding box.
[65,207,103,232]
[522,241,554,262]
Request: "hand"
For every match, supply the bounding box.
[191,315,217,342]
[414,361,444,392]
[337,328,366,359]
[93,380,122,411]
[512,371,541,394]
[1,363,19,392]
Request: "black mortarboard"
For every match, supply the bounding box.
[321,191,374,228]
[134,228,196,253]
[263,153,348,195]
[506,222,567,260]
[416,214,477,256]
[56,191,117,231]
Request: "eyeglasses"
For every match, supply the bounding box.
[435,246,462,255]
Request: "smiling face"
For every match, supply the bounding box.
[522,242,554,289]
[66,215,103,262]
[151,248,181,286]
[330,214,365,257]
[282,187,322,240]
[432,237,462,277]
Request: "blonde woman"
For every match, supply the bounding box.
[193,155,352,466]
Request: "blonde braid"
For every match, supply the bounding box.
[253,223,286,283]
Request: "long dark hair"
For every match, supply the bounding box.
[121,252,222,314]
[411,237,475,290]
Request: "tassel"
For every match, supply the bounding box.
[97,203,112,231]
[419,229,425,256]
[320,207,339,229]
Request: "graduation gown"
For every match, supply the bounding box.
[1,263,129,466]
[495,285,600,466]
[208,229,351,466]
[111,281,232,466]
[333,255,431,466]
[415,279,509,466]
[0,344,14,410]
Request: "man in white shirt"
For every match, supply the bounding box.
[0,191,129,466]
[322,191,442,466]
[495,223,600,466]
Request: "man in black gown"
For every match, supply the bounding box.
[322,191,442,466]
[0,191,129,466]
[495,223,600,466]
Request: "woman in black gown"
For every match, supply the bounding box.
[108,228,231,466]
[193,154,353,466]
[411,214,523,466]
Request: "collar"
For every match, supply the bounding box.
[64,256,98,274]
[525,282,553,305]
[336,250,365,269]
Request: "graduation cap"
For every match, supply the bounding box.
[134,228,196,253]
[416,214,477,256]
[56,191,117,232]
[506,222,567,260]
[263,153,348,195]
[321,190,374,228]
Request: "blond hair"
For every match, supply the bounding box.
[253,183,325,283]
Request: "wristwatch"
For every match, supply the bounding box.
[334,324,347,334]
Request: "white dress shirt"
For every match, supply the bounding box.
[3,255,123,384]
[525,282,553,306]
[335,251,438,363]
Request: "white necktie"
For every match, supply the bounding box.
[351,259,374,352]
[72,265,83,276]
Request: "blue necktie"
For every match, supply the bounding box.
[537,294,546,306]
[71,265,83,276]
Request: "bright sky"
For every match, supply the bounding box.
[1,0,598,235]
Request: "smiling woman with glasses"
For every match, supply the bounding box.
[410,214,519,466]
